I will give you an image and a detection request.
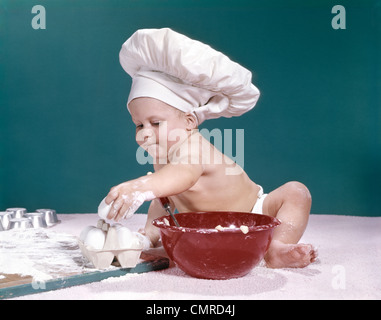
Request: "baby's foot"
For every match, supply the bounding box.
[265,240,318,268]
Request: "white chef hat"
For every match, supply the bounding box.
[119,28,260,125]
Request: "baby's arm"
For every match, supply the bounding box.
[104,162,203,221]
[143,197,176,246]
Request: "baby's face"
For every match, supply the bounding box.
[129,97,191,160]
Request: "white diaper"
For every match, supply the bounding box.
[251,185,268,214]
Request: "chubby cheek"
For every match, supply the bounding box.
[166,138,179,151]
[166,125,189,149]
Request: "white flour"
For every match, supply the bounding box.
[0,228,92,282]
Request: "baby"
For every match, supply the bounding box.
[103,28,317,268]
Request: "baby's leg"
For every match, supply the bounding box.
[262,181,317,268]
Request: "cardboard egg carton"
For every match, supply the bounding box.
[78,220,143,269]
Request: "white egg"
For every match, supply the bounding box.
[80,226,94,242]
[83,227,106,250]
[117,226,140,249]
[98,197,113,220]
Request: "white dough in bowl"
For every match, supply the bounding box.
[240,225,249,234]
[98,197,113,220]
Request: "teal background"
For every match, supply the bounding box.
[1,0,380,216]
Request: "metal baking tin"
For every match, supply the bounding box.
[0,208,60,231]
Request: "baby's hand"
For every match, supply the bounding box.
[104,181,156,221]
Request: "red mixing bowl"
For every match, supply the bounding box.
[152,211,280,280]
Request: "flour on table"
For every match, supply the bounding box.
[0,228,92,282]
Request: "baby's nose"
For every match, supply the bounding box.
[141,128,154,141]
[136,127,157,146]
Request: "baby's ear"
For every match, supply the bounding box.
[184,113,198,130]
